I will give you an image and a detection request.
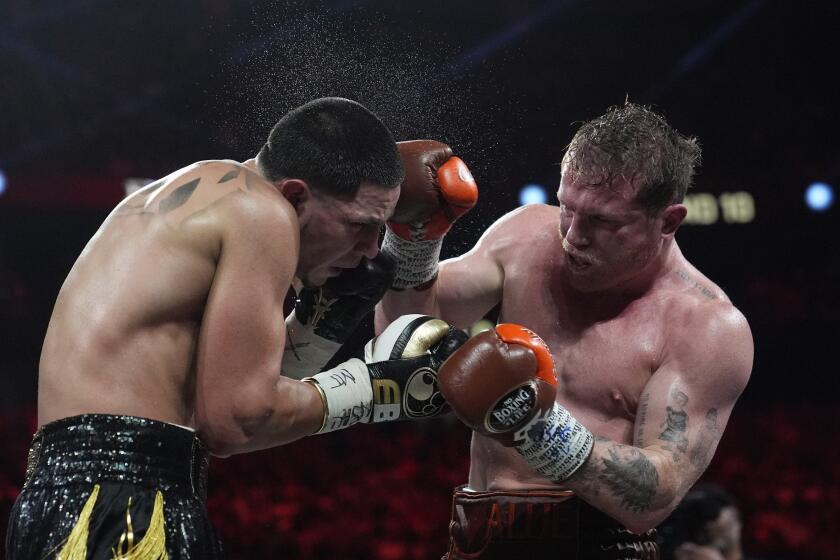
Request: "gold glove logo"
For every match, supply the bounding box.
[403,367,445,418]
[371,367,445,422]
[372,379,401,422]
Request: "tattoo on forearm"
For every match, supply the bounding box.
[569,436,609,498]
[159,178,201,213]
[634,392,651,446]
[689,408,719,468]
[599,446,660,512]
[659,388,689,462]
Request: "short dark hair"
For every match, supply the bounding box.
[563,101,702,213]
[257,97,404,197]
[658,484,738,555]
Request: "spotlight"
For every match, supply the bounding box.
[805,182,834,212]
[0,169,6,197]
[518,183,547,206]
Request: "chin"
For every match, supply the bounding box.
[299,271,324,288]
[566,269,618,293]
[310,267,343,287]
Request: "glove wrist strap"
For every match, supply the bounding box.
[381,228,442,290]
[514,403,595,482]
[282,311,343,379]
[304,358,372,433]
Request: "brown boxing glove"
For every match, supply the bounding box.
[390,140,477,236]
[438,324,557,447]
[439,324,595,482]
[381,140,478,290]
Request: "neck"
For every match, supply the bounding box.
[624,237,680,295]
[565,238,681,305]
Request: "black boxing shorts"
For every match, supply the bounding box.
[443,486,658,560]
[5,414,223,559]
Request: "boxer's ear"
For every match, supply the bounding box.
[660,203,687,237]
[278,179,310,212]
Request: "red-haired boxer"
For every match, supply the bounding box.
[6,98,467,559]
[377,103,754,558]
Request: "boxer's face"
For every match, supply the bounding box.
[297,181,399,287]
[556,173,667,292]
[702,505,742,553]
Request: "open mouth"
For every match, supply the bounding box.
[566,252,592,270]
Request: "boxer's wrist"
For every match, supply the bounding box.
[303,359,372,433]
[282,311,343,379]
[381,228,442,290]
[513,403,595,482]
[302,378,329,433]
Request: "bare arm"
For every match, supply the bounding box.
[193,189,324,457]
[563,304,753,533]
[376,209,527,333]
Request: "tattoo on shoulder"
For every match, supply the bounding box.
[599,445,660,512]
[217,168,241,183]
[159,178,201,213]
[673,269,718,300]
[689,408,719,468]
[659,388,689,462]
[116,179,164,216]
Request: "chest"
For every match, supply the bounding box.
[497,259,664,423]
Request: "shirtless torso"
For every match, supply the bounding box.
[378,200,752,533]
[37,159,330,453]
[465,204,732,491]
[10,96,409,560]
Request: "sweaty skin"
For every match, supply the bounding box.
[377,176,753,533]
[39,159,397,456]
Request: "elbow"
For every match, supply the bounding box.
[623,454,685,533]
[196,387,276,457]
[201,434,239,458]
[619,489,681,535]
[621,512,670,535]
[196,413,260,458]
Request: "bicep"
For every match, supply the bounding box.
[633,311,753,482]
[633,368,730,475]
[434,244,504,329]
[194,200,297,438]
[376,227,504,332]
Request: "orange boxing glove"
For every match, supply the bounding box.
[381,140,478,289]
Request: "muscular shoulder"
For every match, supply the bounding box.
[168,160,291,222]
[211,170,298,247]
[661,285,754,398]
[491,203,559,233]
[149,160,297,257]
[479,204,560,260]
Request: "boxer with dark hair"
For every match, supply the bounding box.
[378,102,754,559]
[6,97,467,559]
[658,484,749,560]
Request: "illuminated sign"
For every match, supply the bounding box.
[683,191,755,225]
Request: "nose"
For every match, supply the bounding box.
[563,215,590,248]
[358,226,380,260]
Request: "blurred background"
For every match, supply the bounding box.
[1,0,838,558]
